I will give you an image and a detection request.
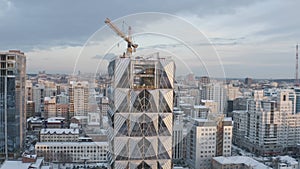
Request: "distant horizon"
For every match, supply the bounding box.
[26,71,298,81]
[1,1,299,79]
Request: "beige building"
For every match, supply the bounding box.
[201,100,218,113]
[44,96,56,118]
[186,116,233,169]
[69,81,89,117]
[35,141,108,163]
[227,84,241,101]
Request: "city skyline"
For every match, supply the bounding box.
[0,0,299,78]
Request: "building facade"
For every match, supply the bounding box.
[69,81,89,117]
[35,142,108,163]
[233,90,300,155]
[186,116,233,169]
[107,55,175,168]
[0,50,26,159]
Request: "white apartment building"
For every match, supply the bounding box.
[233,89,300,155]
[35,141,108,163]
[186,116,233,169]
[201,83,227,113]
[39,128,79,142]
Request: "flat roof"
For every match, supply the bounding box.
[40,128,79,134]
[0,161,31,169]
[213,156,269,169]
[35,141,108,147]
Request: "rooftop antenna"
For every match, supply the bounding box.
[296,44,299,86]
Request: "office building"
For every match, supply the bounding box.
[0,50,26,159]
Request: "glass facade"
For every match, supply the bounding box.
[0,51,26,159]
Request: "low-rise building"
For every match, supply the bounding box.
[39,128,79,142]
[35,142,108,163]
[212,156,269,169]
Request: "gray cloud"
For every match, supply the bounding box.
[1,0,300,78]
[0,0,264,52]
[92,53,117,60]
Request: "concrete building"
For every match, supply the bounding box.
[173,109,184,161]
[227,84,241,101]
[233,89,300,155]
[56,104,68,120]
[32,84,45,116]
[201,83,227,113]
[201,100,218,114]
[43,96,56,118]
[0,50,26,159]
[26,80,33,101]
[193,105,209,119]
[107,54,175,168]
[69,81,89,117]
[186,116,233,169]
[26,101,35,118]
[35,141,108,163]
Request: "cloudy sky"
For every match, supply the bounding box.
[0,0,299,79]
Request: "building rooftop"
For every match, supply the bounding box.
[194,105,207,109]
[213,156,269,169]
[40,128,79,135]
[274,155,298,166]
[0,161,31,169]
[35,141,108,147]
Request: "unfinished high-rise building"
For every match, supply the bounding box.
[107,53,175,169]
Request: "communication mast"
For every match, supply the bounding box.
[296,44,299,86]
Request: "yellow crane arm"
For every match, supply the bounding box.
[104,18,131,44]
[104,18,138,57]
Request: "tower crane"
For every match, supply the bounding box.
[104,18,138,57]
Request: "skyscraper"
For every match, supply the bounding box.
[107,54,175,169]
[0,50,26,159]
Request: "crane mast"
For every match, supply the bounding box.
[104,18,138,57]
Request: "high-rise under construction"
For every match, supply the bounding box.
[107,53,175,169]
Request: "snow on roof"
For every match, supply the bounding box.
[40,128,79,135]
[72,116,88,120]
[35,141,108,147]
[69,123,79,128]
[201,99,215,102]
[194,105,207,109]
[275,156,298,165]
[30,157,44,168]
[41,166,51,169]
[47,117,65,121]
[0,161,31,169]
[213,156,269,169]
[223,117,232,121]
